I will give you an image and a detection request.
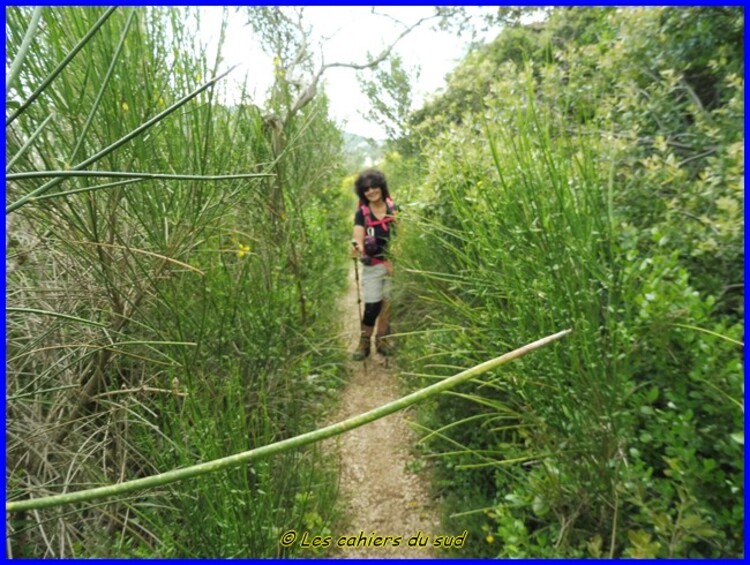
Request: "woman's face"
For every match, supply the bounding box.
[363,185,383,203]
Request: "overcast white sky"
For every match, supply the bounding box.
[196,6,499,139]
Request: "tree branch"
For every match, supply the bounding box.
[285,13,437,121]
[322,15,434,73]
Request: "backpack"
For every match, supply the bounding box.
[360,197,397,258]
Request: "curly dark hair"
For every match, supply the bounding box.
[354,169,390,205]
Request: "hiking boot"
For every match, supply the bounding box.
[376,334,394,356]
[352,328,373,361]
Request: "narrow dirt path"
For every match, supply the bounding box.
[324,265,442,558]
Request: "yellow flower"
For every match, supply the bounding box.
[157,96,165,108]
[121,100,129,112]
[195,72,202,82]
[272,56,281,67]
[237,242,251,258]
[485,534,495,544]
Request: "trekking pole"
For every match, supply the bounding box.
[351,241,367,374]
[351,241,363,324]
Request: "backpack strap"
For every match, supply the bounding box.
[360,199,397,232]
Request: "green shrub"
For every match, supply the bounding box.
[392,7,742,557]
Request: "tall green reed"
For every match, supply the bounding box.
[388,8,742,556]
[6,6,348,557]
[395,47,742,555]
[7,329,571,514]
[393,68,632,554]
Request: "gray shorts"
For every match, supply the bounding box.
[361,263,392,303]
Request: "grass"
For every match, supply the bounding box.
[390,74,645,556]
[391,53,743,556]
[7,328,571,514]
[6,6,350,557]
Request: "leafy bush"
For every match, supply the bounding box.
[392,6,743,558]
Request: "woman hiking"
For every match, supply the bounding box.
[350,169,397,361]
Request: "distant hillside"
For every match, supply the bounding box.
[342,132,385,173]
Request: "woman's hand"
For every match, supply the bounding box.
[383,260,394,276]
[351,241,362,259]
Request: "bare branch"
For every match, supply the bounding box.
[371,7,414,31]
[285,13,437,120]
[289,9,312,71]
[322,14,435,73]
[288,81,318,119]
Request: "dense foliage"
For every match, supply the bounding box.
[387,7,743,557]
[5,6,743,559]
[6,7,349,557]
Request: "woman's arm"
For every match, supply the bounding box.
[352,224,365,257]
